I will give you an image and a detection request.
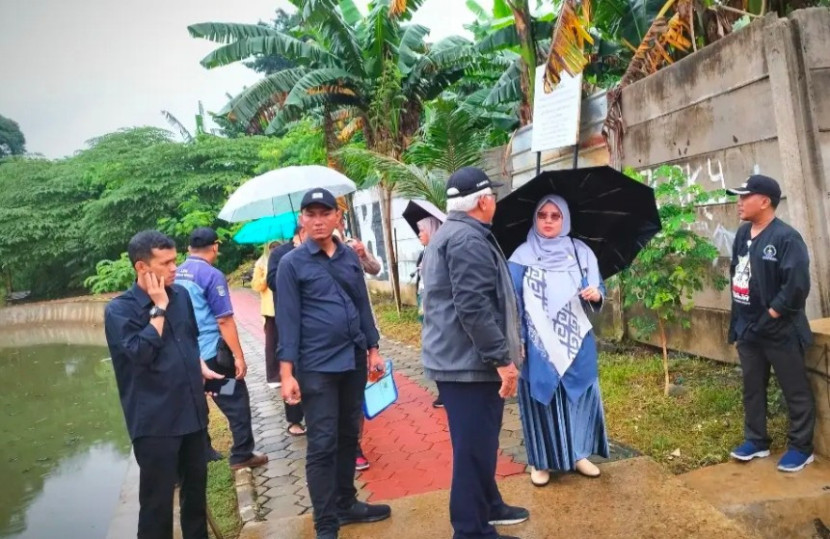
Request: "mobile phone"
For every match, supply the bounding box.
[204,378,236,396]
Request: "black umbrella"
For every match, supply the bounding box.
[491,166,661,278]
[402,200,447,235]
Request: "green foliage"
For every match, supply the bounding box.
[83,253,136,294]
[259,118,327,169]
[620,165,727,335]
[0,114,26,157]
[0,125,328,299]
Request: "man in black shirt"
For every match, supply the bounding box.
[104,230,223,538]
[276,188,390,539]
[726,175,816,472]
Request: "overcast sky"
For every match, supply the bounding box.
[0,0,488,158]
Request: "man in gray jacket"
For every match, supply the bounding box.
[421,167,528,539]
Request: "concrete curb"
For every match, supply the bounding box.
[234,468,259,524]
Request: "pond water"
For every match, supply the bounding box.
[0,343,130,539]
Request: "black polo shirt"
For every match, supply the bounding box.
[104,283,208,441]
[275,238,380,373]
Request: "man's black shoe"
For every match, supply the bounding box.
[489,504,529,525]
[207,448,224,462]
[337,500,391,525]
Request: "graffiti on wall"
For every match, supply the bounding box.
[641,156,762,259]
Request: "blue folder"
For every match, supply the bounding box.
[363,359,397,419]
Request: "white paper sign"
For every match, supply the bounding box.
[530,67,582,153]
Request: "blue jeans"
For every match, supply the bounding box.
[438,381,505,539]
[298,359,367,534]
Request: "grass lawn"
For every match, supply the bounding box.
[372,297,788,475]
[206,400,243,539]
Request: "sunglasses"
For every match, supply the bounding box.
[536,211,562,222]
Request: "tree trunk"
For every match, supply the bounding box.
[658,318,670,396]
[345,193,358,237]
[507,0,536,126]
[377,184,402,313]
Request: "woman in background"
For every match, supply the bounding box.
[415,216,443,408]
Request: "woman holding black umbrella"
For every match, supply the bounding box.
[508,194,610,486]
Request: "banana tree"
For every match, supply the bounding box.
[470,0,556,125]
[189,0,476,310]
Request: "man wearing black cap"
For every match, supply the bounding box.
[176,227,268,471]
[276,188,389,539]
[421,167,527,539]
[726,175,816,472]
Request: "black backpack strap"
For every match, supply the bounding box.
[311,257,361,309]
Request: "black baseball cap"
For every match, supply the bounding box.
[446,167,504,199]
[727,174,782,203]
[300,188,338,210]
[189,227,220,248]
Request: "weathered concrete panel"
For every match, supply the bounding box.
[791,8,830,70]
[621,16,773,128]
[812,68,830,132]
[623,79,777,168]
[637,139,783,193]
[512,146,609,190]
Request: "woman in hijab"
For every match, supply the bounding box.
[508,195,609,486]
[415,215,443,408]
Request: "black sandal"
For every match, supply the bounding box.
[287,423,307,436]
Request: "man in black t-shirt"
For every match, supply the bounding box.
[726,175,815,473]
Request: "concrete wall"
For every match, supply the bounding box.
[0,298,108,348]
[0,298,107,326]
[615,10,830,362]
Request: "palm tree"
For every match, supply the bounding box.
[189,0,477,309]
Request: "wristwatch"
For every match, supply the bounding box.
[149,305,167,319]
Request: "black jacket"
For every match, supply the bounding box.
[104,284,208,441]
[267,242,295,295]
[728,218,812,347]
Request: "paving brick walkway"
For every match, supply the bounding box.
[229,289,634,521]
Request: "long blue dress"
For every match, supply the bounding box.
[509,262,610,471]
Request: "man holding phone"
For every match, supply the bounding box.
[276,188,390,539]
[104,230,223,539]
[176,227,267,471]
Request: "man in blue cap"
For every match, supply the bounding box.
[421,167,528,539]
[276,188,390,539]
[726,174,816,473]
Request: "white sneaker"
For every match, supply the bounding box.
[267,382,281,389]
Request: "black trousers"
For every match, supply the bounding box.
[297,361,367,534]
[265,316,304,425]
[132,429,208,539]
[264,315,279,383]
[438,381,506,539]
[204,357,256,465]
[737,339,816,454]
